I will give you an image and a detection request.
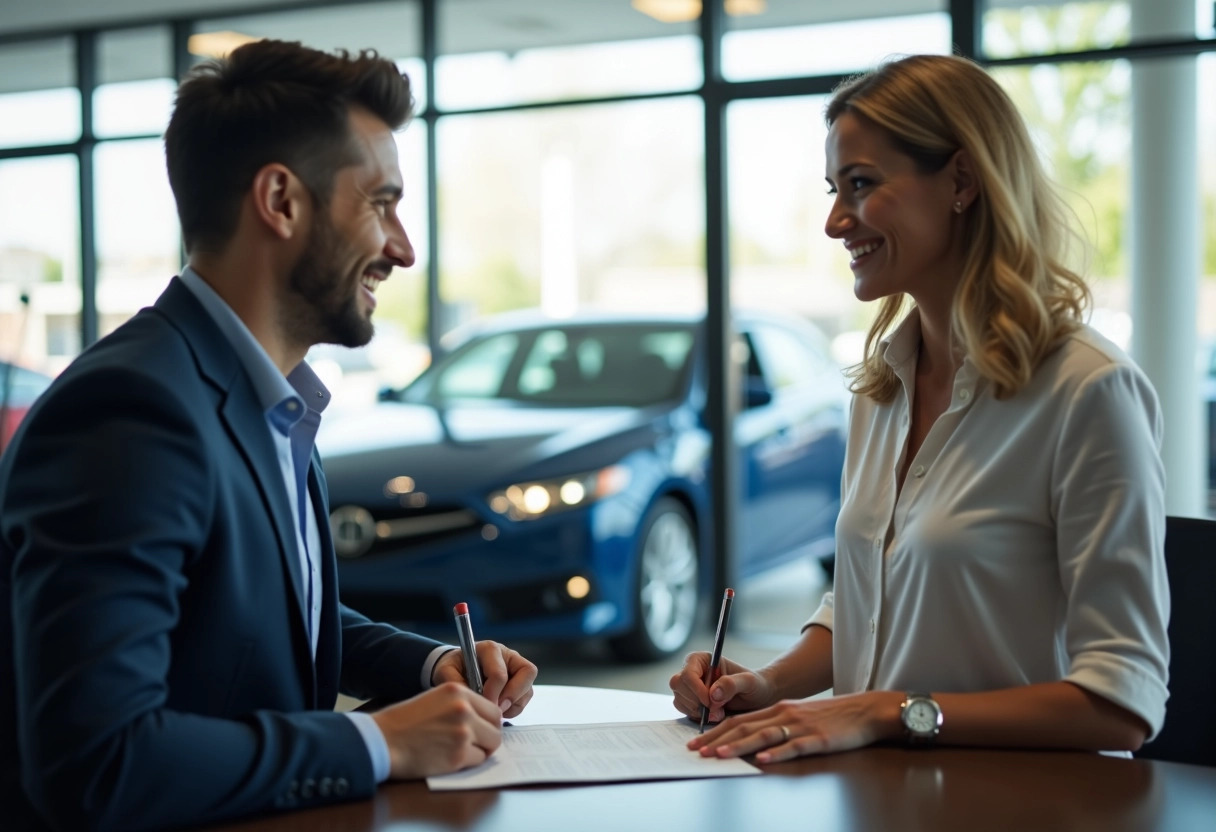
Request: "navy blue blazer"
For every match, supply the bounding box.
[1,278,445,831]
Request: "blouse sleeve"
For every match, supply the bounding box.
[1051,362,1170,738]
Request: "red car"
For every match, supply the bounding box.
[0,361,53,453]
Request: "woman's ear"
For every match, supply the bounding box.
[949,149,979,211]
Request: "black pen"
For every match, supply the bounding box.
[452,602,483,695]
[699,587,734,733]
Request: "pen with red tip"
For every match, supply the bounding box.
[699,587,734,733]
[453,602,483,695]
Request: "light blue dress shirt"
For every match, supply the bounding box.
[178,268,393,782]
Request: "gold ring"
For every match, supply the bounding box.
[780,725,791,742]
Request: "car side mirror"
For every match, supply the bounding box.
[743,377,773,409]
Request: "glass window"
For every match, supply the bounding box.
[95,27,175,138]
[1202,54,1216,344]
[196,1,426,109]
[95,139,181,339]
[437,0,700,110]
[437,97,705,336]
[990,62,1132,350]
[983,1,1131,60]
[727,96,862,366]
[0,38,80,148]
[0,156,81,374]
[723,1,949,81]
[433,332,520,399]
[750,322,833,391]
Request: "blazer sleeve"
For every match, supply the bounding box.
[338,604,448,701]
[4,365,376,832]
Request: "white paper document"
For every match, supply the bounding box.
[426,719,761,790]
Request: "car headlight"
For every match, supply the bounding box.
[487,465,631,521]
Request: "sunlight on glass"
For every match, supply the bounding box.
[437,37,700,110]
[724,12,949,80]
[437,98,704,332]
[983,1,1130,59]
[95,140,181,339]
[94,79,176,138]
[0,156,81,371]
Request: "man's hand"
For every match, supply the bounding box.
[433,641,537,719]
[371,682,504,779]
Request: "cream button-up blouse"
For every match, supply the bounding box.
[807,312,1171,738]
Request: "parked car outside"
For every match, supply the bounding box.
[317,309,847,661]
[0,361,53,454]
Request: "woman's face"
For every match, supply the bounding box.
[823,111,965,309]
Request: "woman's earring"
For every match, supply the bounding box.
[953,201,964,214]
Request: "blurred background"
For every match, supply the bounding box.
[2,0,1215,692]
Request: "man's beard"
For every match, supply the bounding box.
[284,211,375,349]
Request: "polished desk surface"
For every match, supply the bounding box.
[203,685,1216,832]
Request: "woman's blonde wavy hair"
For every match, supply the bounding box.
[826,54,1091,402]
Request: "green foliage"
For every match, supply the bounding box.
[988,5,1131,281]
[42,257,63,284]
[1205,192,1216,278]
[443,256,539,318]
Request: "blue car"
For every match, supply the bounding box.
[317,310,846,661]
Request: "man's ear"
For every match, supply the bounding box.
[249,163,309,241]
[949,149,980,211]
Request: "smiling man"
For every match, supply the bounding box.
[0,40,536,832]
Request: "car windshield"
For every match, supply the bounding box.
[403,323,696,407]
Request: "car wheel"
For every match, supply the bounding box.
[610,496,699,662]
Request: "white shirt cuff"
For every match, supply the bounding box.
[423,645,460,688]
[344,711,391,784]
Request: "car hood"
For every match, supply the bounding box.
[317,401,665,494]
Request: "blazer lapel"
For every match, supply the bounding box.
[153,278,312,656]
[311,456,340,708]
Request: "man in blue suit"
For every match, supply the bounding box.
[0,40,537,831]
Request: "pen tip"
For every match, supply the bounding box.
[454,602,469,615]
[724,588,735,599]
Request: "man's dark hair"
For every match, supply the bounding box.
[164,39,413,253]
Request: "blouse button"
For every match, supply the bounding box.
[869,618,876,633]
[913,465,925,478]
[958,389,971,401]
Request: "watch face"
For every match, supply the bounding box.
[905,699,940,734]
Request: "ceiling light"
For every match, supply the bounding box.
[631,0,767,23]
[188,31,261,59]
[631,0,700,23]
[725,0,766,16]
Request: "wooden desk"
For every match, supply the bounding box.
[203,685,1216,832]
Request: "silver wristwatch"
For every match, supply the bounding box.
[899,691,942,745]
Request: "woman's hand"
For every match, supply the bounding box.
[669,652,779,725]
[687,691,904,763]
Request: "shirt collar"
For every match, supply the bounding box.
[178,267,330,433]
[881,307,983,394]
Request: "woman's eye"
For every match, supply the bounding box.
[849,177,872,192]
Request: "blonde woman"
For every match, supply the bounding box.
[671,54,1168,761]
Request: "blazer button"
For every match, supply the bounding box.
[301,779,316,800]
[319,777,333,797]
[334,777,349,796]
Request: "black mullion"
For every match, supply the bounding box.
[76,30,97,349]
[701,0,737,602]
[422,0,441,359]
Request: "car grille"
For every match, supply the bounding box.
[333,503,483,559]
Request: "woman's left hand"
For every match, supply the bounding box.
[687,691,904,763]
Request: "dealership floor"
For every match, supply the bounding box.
[513,557,831,696]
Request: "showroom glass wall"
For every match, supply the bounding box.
[0,0,1213,521]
